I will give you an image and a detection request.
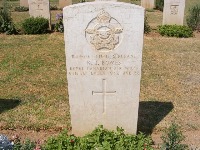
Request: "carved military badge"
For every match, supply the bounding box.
[85,10,123,52]
[170,5,179,15]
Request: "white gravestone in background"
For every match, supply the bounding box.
[59,0,72,9]
[163,0,185,25]
[141,0,155,9]
[64,2,144,136]
[28,0,50,20]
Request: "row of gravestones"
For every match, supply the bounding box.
[24,0,185,26]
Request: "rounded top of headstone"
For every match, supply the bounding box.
[0,134,13,150]
[63,1,145,11]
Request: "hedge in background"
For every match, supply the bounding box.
[22,17,49,34]
[14,6,29,12]
[155,0,164,11]
[50,5,59,10]
[158,25,193,38]
[187,4,200,32]
[0,0,17,34]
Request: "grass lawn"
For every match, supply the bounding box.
[0,0,200,147]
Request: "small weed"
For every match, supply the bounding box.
[160,122,188,150]
[55,13,64,33]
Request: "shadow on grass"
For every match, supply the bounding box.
[137,101,174,134]
[0,99,21,114]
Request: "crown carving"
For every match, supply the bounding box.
[96,10,111,24]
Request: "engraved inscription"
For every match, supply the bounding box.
[92,79,116,113]
[85,10,123,52]
[68,53,140,76]
[170,5,179,15]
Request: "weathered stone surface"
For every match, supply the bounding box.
[64,2,144,136]
[141,0,155,9]
[163,0,185,25]
[59,0,72,9]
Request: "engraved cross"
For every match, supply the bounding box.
[92,79,116,113]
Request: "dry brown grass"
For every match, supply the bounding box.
[0,33,70,130]
[141,36,200,131]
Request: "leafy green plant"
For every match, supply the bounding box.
[0,20,17,34]
[186,4,200,32]
[144,16,151,34]
[0,1,11,23]
[12,136,36,150]
[155,0,164,11]
[55,13,64,33]
[43,130,78,150]
[22,17,49,34]
[14,6,29,12]
[43,125,154,150]
[20,139,36,150]
[158,25,193,38]
[161,123,188,150]
[13,138,22,150]
[0,0,18,34]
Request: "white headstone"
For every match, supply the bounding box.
[141,0,155,9]
[28,0,51,20]
[163,0,185,25]
[20,0,29,7]
[59,0,72,9]
[64,2,144,136]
